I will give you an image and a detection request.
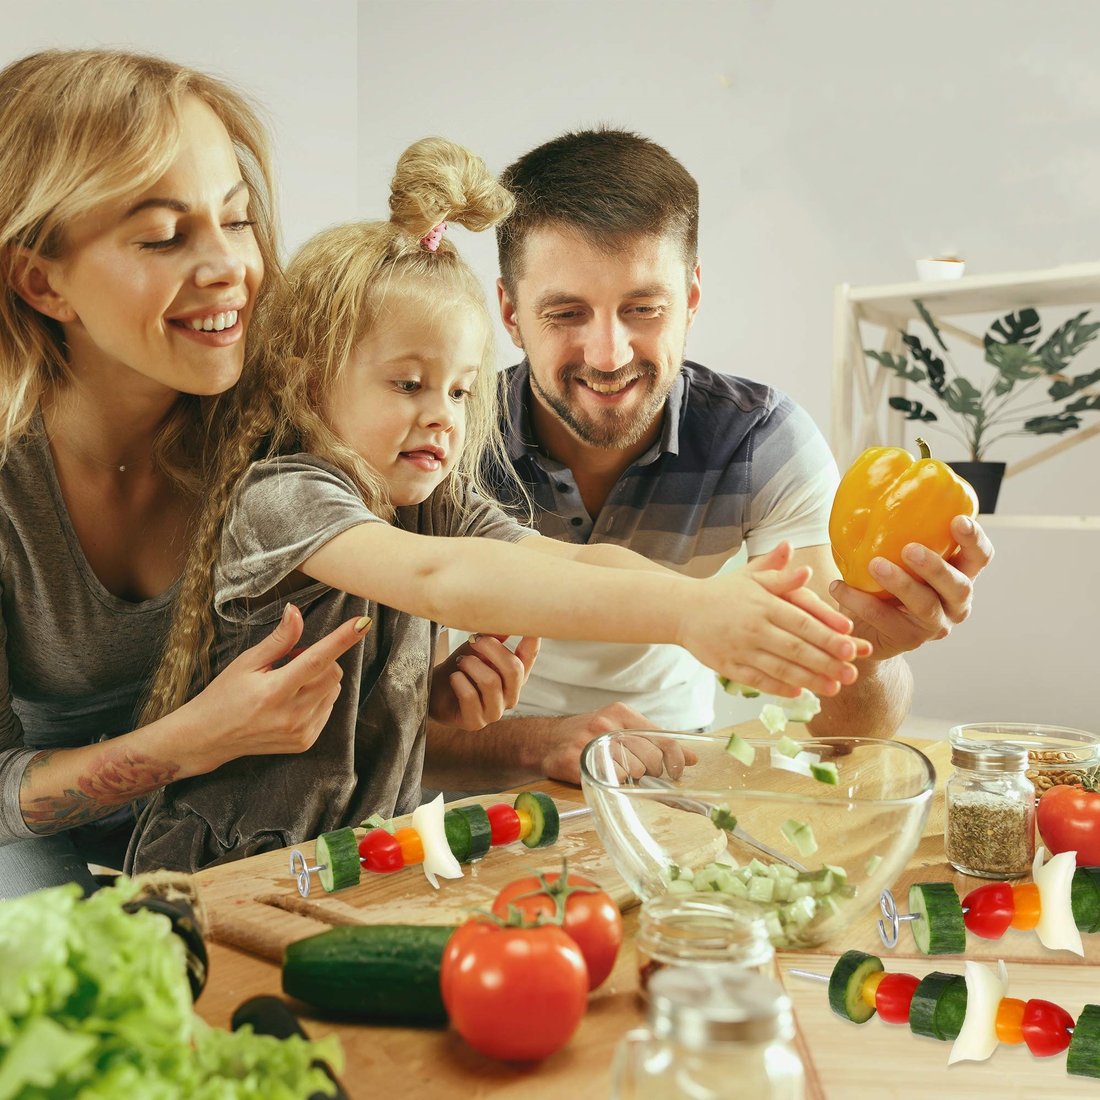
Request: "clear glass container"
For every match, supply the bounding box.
[635,892,778,996]
[610,965,804,1099]
[945,743,1035,878]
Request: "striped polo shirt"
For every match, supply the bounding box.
[494,360,840,730]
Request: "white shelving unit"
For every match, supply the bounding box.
[831,262,1100,529]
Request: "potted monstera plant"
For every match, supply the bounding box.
[867,301,1100,510]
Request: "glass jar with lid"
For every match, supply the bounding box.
[635,892,778,996]
[610,965,804,1099]
[945,742,1035,878]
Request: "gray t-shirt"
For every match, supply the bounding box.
[0,413,176,848]
[127,454,532,872]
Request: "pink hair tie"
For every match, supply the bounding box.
[419,222,447,252]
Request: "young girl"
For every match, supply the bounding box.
[0,49,362,898]
[127,138,866,872]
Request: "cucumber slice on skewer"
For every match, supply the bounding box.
[1067,1004,1100,1079]
[315,828,361,892]
[828,949,883,1024]
[908,882,966,954]
[514,790,560,848]
[909,972,967,1040]
[444,804,493,863]
[1071,867,1100,934]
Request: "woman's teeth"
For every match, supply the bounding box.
[185,310,239,332]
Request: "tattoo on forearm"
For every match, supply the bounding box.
[20,748,180,834]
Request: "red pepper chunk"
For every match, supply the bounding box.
[962,882,1015,939]
[1021,999,1074,1057]
[874,972,920,1025]
[486,803,522,846]
[358,829,404,873]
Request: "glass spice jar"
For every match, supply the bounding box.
[610,965,805,1099]
[945,743,1035,879]
[635,892,778,997]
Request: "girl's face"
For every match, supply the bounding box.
[326,294,486,507]
[27,94,263,399]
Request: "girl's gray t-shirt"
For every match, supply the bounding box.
[0,416,177,847]
[127,454,532,872]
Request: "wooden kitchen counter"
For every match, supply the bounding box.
[193,738,1100,1098]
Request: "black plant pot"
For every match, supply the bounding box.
[948,461,1006,514]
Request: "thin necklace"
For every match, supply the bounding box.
[49,432,153,474]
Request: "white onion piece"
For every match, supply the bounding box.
[1033,847,1083,956]
[948,959,1009,1064]
[769,748,819,777]
[410,793,463,890]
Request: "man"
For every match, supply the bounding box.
[424,128,992,789]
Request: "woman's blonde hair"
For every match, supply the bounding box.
[0,48,280,487]
[143,136,517,723]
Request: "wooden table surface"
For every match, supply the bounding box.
[192,736,1100,1098]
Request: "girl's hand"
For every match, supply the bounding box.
[429,634,540,731]
[684,542,868,698]
[183,604,370,772]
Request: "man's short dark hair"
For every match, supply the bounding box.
[497,127,699,298]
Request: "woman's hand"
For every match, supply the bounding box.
[183,604,370,772]
[429,634,540,731]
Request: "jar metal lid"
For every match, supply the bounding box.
[647,965,792,1045]
[950,743,1029,773]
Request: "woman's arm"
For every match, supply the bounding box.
[11,607,367,838]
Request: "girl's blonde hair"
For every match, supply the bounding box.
[0,48,280,488]
[143,136,517,722]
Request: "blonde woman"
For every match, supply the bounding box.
[127,137,869,873]
[0,49,367,897]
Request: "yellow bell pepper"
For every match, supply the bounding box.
[829,438,978,598]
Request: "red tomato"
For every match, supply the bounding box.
[357,829,403,873]
[491,871,623,990]
[1021,998,1074,1056]
[440,918,588,1061]
[961,882,1015,939]
[486,803,522,846]
[1036,784,1100,866]
[874,972,920,1025]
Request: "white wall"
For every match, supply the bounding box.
[2,0,359,253]
[359,0,1097,731]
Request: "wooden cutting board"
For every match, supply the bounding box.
[193,788,725,964]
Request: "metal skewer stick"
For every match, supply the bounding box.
[877,887,922,948]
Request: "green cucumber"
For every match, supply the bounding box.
[907,882,966,954]
[828,949,883,1023]
[443,804,492,863]
[283,924,455,1024]
[909,972,966,1040]
[781,819,818,857]
[315,828,361,892]
[1067,1003,1100,1079]
[810,761,839,785]
[725,731,756,765]
[514,790,559,848]
[1072,868,1100,934]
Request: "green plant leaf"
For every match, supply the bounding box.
[865,349,925,382]
[913,299,949,352]
[985,307,1041,349]
[902,333,946,394]
[888,396,937,422]
[1048,366,1100,401]
[941,377,983,417]
[1066,394,1100,413]
[1023,413,1081,434]
[1036,310,1100,374]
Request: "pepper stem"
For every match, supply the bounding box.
[915,437,932,460]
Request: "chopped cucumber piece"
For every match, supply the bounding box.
[1067,1004,1100,1079]
[718,677,760,697]
[828,950,883,1024]
[315,828,361,893]
[864,854,883,876]
[810,761,839,785]
[746,875,775,903]
[514,790,559,848]
[667,878,697,896]
[784,689,822,723]
[774,735,802,758]
[781,819,818,857]
[783,895,816,926]
[908,882,966,955]
[666,864,683,882]
[709,804,738,832]
[759,704,788,734]
[360,812,394,834]
[725,731,756,765]
[1072,868,1100,934]
[909,972,967,1041]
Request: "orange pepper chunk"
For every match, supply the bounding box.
[1010,882,1041,930]
[996,997,1027,1045]
[393,826,424,865]
[861,969,887,1009]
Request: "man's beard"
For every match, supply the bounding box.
[529,360,677,450]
